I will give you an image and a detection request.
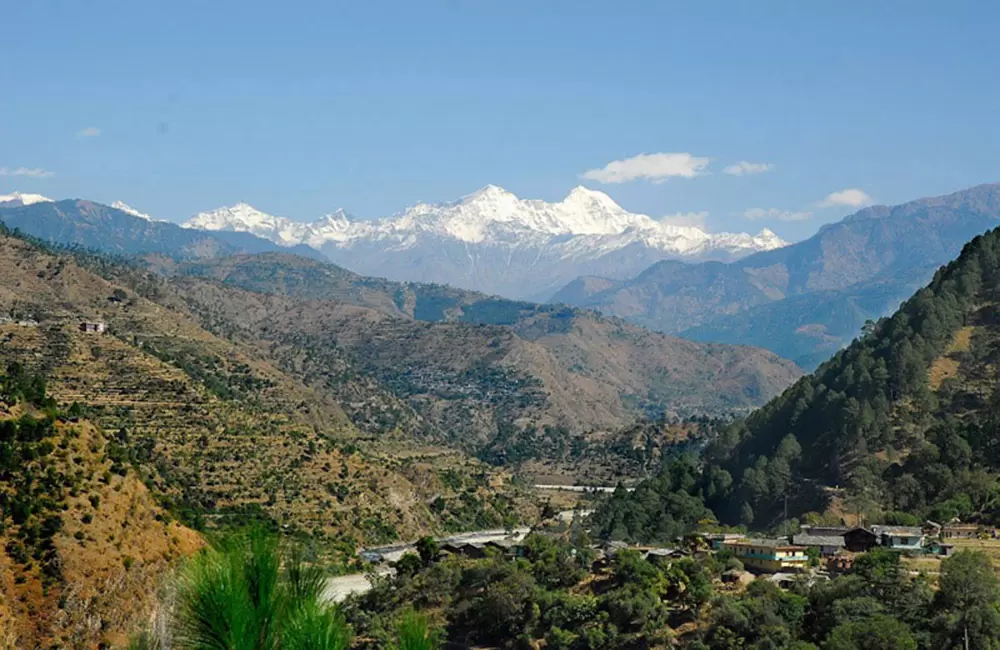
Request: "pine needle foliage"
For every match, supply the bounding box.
[172,528,350,650]
[394,610,440,650]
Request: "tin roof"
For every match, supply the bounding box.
[792,534,846,547]
[871,525,923,536]
[800,526,851,536]
[724,538,805,550]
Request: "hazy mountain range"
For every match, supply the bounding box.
[554,183,1000,368]
[0,198,325,260]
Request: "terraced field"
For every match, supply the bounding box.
[0,233,537,545]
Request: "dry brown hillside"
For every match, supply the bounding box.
[164,275,800,452]
[0,233,535,548]
[162,254,802,449]
[0,408,202,649]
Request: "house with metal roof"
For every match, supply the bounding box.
[942,523,979,539]
[791,533,845,557]
[701,532,746,550]
[799,525,851,537]
[643,548,687,565]
[871,525,923,551]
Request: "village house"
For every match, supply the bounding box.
[842,527,879,553]
[926,541,957,557]
[791,533,845,557]
[765,572,801,589]
[826,555,854,573]
[942,523,979,540]
[871,525,924,551]
[79,321,107,333]
[484,539,526,558]
[799,525,851,536]
[439,542,487,559]
[721,538,809,573]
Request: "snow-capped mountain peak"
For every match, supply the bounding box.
[182,185,788,299]
[188,202,275,231]
[0,191,53,207]
[112,201,155,221]
[562,185,620,210]
[185,202,314,245]
[463,184,515,203]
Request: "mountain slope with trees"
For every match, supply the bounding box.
[595,224,1000,536]
[554,183,1000,368]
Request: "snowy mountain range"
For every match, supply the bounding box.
[183,185,786,300]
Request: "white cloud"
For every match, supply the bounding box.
[76,126,101,138]
[819,188,872,208]
[723,161,774,176]
[581,152,710,184]
[742,207,812,222]
[722,160,774,176]
[0,167,54,178]
[659,211,709,230]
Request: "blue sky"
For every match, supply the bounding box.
[2,0,999,240]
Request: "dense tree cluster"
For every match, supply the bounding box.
[694,548,1000,650]
[344,535,719,650]
[589,456,717,543]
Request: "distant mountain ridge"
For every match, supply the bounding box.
[554,183,1000,368]
[0,199,325,261]
[182,185,785,300]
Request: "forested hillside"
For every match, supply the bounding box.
[595,225,1000,538]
